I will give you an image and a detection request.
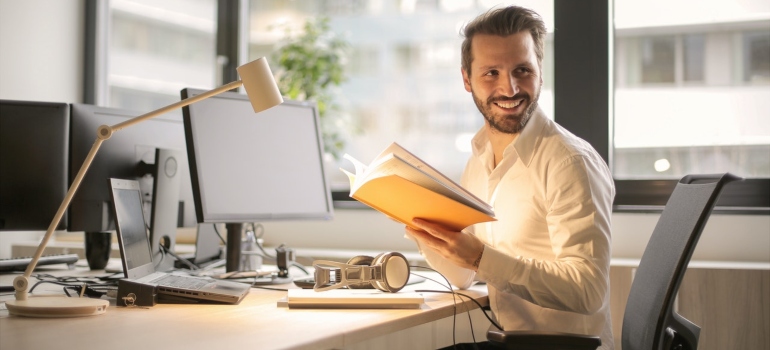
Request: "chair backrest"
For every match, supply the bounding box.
[621,173,741,350]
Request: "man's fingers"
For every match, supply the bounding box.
[411,218,444,236]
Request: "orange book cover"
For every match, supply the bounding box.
[341,143,495,231]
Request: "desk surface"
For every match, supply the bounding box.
[0,264,488,350]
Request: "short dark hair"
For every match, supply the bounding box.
[460,6,547,75]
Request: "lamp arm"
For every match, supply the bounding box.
[112,80,243,132]
[13,137,106,300]
[13,79,244,301]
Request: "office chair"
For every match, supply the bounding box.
[487,173,741,350]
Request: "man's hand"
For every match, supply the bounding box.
[406,218,485,271]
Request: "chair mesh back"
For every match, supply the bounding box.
[621,174,738,350]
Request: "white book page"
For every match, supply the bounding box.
[379,142,493,212]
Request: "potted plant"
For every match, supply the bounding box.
[270,16,350,160]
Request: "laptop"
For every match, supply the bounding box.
[108,178,250,305]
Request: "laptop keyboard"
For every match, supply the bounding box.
[150,274,212,290]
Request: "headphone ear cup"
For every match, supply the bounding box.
[371,252,410,293]
[346,255,375,289]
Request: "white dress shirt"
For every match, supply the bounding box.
[417,108,616,349]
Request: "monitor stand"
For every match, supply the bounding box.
[142,148,183,272]
[224,223,292,284]
[225,223,244,272]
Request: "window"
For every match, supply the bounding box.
[613,0,770,182]
[85,0,768,212]
[744,30,770,84]
[641,36,676,84]
[683,34,705,82]
[615,34,706,87]
[246,0,554,189]
[88,0,217,115]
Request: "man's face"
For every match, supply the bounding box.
[462,31,543,134]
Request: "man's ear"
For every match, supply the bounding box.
[461,67,472,92]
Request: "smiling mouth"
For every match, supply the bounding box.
[494,99,523,109]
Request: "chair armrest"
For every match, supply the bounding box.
[486,325,601,350]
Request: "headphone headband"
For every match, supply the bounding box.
[312,252,410,293]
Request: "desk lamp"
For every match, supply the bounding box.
[6,57,283,317]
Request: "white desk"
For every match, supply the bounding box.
[0,263,490,350]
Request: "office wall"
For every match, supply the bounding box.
[0,0,84,258]
[0,0,768,266]
[0,0,84,103]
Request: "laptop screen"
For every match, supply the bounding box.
[109,178,156,279]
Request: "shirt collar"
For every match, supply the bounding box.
[471,107,548,169]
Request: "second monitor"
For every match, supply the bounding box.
[181,88,334,273]
[69,103,199,271]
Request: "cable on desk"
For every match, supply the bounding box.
[33,273,117,285]
[250,285,289,291]
[247,223,314,276]
[410,265,469,347]
[290,262,309,275]
[409,265,504,348]
[160,244,199,270]
[416,289,502,332]
[28,280,99,298]
[27,274,118,299]
[212,223,227,245]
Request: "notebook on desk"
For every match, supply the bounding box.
[282,289,424,309]
[109,178,250,305]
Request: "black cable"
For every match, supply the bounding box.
[160,244,199,270]
[28,280,85,297]
[153,247,166,269]
[410,265,460,347]
[29,280,100,298]
[417,289,502,331]
[410,271,479,345]
[144,221,169,270]
[251,223,275,260]
[212,224,227,245]
[96,272,126,281]
[409,265,505,347]
[251,222,265,239]
[33,273,114,285]
[246,223,315,275]
[290,262,309,275]
[250,285,289,291]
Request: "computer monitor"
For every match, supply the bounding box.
[0,100,69,231]
[181,88,334,273]
[69,103,198,270]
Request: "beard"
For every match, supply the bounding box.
[472,87,540,134]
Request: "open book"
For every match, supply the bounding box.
[341,142,495,231]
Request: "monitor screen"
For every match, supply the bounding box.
[69,103,198,232]
[181,88,334,223]
[0,99,69,231]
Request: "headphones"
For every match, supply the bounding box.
[313,252,410,293]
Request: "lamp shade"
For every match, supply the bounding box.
[237,57,284,113]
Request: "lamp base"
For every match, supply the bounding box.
[6,296,109,317]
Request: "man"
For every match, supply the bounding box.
[405,6,615,349]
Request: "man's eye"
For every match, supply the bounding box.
[484,70,499,76]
